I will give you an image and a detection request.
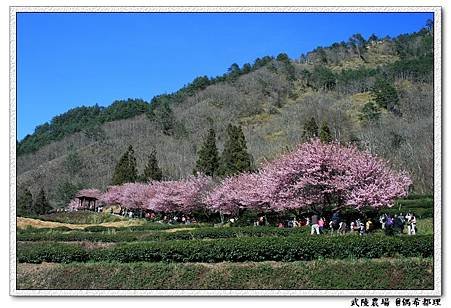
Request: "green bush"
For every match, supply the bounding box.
[16,258,434,290]
[17,242,89,263]
[116,222,212,231]
[17,226,310,242]
[395,197,433,209]
[17,228,139,242]
[17,235,433,264]
[84,226,113,233]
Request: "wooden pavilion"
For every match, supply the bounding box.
[75,189,102,211]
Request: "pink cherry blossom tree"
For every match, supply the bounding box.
[207,139,411,215]
[205,172,269,216]
[100,183,153,210]
[146,175,213,214]
[93,175,213,215]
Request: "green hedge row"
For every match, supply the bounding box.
[393,197,433,209]
[17,235,433,264]
[17,226,310,242]
[17,258,434,290]
[382,207,433,218]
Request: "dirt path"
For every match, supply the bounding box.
[16,217,144,230]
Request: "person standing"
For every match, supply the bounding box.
[365,219,373,233]
[350,221,356,234]
[318,217,325,234]
[311,214,320,235]
[409,214,417,235]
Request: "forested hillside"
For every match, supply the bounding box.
[17,23,434,207]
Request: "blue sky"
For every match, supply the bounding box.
[17,12,433,140]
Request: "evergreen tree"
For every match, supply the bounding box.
[33,188,52,215]
[310,66,336,91]
[141,150,163,182]
[17,187,33,216]
[241,63,252,74]
[111,145,138,185]
[194,128,220,176]
[227,63,241,81]
[359,101,381,123]
[63,146,83,176]
[302,117,319,141]
[54,181,85,208]
[348,33,367,61]
[276,53,290,63]
[319,122,333,143]
[219,124,252,176]
[149,100,176,135]
[371,78,400,115]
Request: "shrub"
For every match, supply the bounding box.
[17,226,310,242]
[17,230,139,242]
[16,258,433,290]
[17,235,433,264]
[84,226,113,233]
[17,242,89,263]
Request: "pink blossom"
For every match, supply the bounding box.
[207,139,411,213]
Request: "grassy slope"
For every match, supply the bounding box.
[16,258,433,290]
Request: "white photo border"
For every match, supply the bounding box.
[9,6,442,297]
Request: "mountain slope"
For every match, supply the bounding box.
[17,26,434,206]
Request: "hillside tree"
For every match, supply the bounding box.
[348,33,367,62]
[141,150,163,182]
[194,128,220,177]
[371,78,401,116]
[219,124,253,176]
[17,187,33,216]
[319,122,333,143]
[54,181,85,208]
[33,188,52,215]
[302,117,319,141]
[111,145,138,185]
[63,146,83,176]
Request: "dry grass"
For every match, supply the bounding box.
[164,227,196,233]
[16,217,144,230]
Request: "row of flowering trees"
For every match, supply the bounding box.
[68,140,412,218]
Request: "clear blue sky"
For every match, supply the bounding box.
[17,12,433,140]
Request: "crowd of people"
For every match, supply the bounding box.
[379,212,417,235]
[103,204,419,236]
[263,211,419,236]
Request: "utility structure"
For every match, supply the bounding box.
[74,189,102,211]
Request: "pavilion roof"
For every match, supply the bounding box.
[75,189,102,200]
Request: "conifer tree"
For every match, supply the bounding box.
[141,150,163,182]
[319,122,333,143]
[219,124,252,176]
[302,117,319,141]
[371,78,400,115]
[195,128,220,177]
[17,187,33,216]
[33,188,52,215]
[111,145,138,185]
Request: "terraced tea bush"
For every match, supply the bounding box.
[17,226,310,242]
[17,235,433,264]
[16,258,434,290]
